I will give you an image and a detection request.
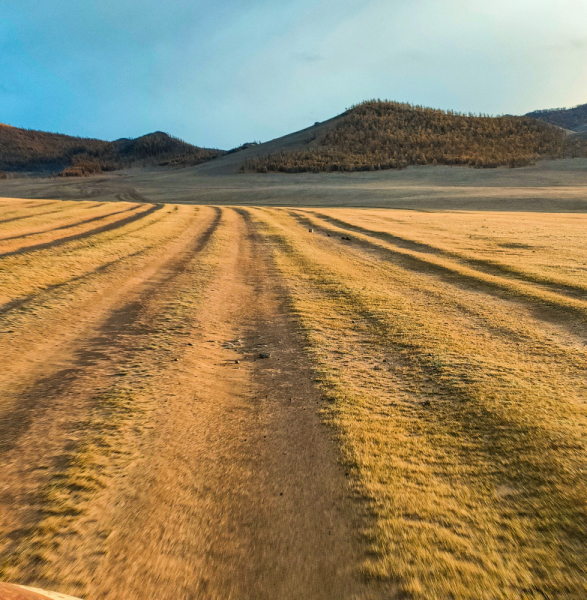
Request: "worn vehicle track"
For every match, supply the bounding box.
[0,206,223,582]
[0,203,385,600]
[74,207,378,600]
[0,204,164,259]
[0,204,142,243]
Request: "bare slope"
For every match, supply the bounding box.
[191,115,344,175]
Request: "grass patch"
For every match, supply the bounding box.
[251,207,587,599]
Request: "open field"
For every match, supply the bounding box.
[1,158,587,211]
[1,197,587,599]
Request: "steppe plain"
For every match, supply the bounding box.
[1,158,587,599]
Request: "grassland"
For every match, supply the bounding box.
[251,208,587,598]
[2,157,587,212]
[1,198,586,599]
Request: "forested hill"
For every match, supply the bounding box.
[0,124,224,176]
[242,101,585,173]
[526,103,587,133]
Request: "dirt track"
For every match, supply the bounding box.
[0,201,380,600]
[4,198,587,599]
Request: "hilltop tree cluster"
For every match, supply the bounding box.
[243,101,586,173]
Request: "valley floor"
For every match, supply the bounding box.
[2,157,587,210]
[1,198,587,599]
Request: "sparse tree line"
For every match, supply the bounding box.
[242,101,587,173]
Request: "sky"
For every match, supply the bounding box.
[1,0,587,149]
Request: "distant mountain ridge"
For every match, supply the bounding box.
[525,103,587,133]
[0,124,224,176]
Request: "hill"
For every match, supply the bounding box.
[526,103,587,133]
[242,101,586,173]
[0,124,223,176]
[3,100,587,179]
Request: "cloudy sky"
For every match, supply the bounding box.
[1,0,586,149]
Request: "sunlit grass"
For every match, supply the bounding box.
[251,207,587,599]
[309,208,587,294]
[0,200,229,595]
[2,199,587,598]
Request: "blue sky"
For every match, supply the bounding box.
[1,0,586,149]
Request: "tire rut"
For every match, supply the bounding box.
[304,210,587,300]
[0,204,142,243]
[0,204,70,226]
[287,210,587,329]
[0,207,221,455]
[0,204,164,259]
[77,206,385,600]
[0,206,173,317]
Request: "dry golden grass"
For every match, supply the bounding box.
[250,207,587,599]
[0,199,226,592]
[306,209,587,295]
[0,200,185,310]
[2,199,587,599]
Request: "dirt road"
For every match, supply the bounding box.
[3,199,587,598]
[0,201,380,600]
